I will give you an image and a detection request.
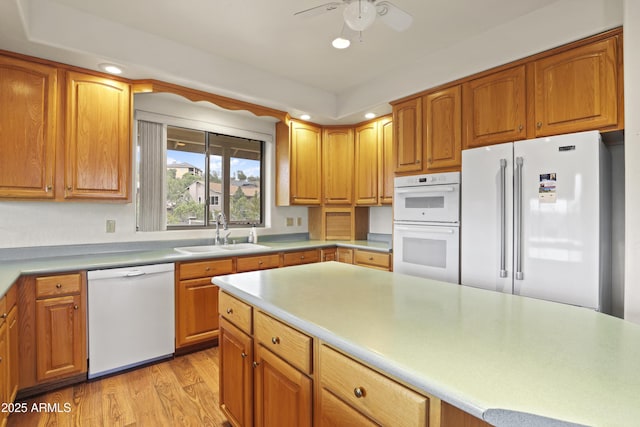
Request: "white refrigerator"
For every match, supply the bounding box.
[460,131,611,312]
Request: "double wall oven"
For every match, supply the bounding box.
[393,172,460,283]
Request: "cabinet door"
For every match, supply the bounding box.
[322,128,354,204]
[378,117,394,205]
[254,344,312,427]
[0,55,57,199]
[393,97,422,173]
[290,120,322,205]
[220,318,254,427]
[65,71,131,200]
[7,305,18,403]
[463,66,526,148]
[35,294,86,381]
[336,247,354,264]
[424,85,462,170]
[0,322,6,416]
[534,37,619,136]
[176,278,219,349]
[354,121,379,205]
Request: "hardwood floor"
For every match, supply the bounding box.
[8,347,231,427]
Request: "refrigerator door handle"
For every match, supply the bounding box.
[515,156,524,280]
[499,158,508,278]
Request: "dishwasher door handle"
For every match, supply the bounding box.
[125,270,147,277]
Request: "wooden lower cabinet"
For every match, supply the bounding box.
[220,317,254,427]
[354,249,391,271]
[336,247,354,264]
[254,344,312,427]
[18,272,87,395]
[176,258,235,350]
[35,294,85,382]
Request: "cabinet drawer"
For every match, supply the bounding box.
[282,249,320,267]
[354,250,390,270]
[219,291,252,334]
[236,253,280,273]
[35,273,82,298]
[179,258,234,280]
[255,311,312,375]
[319,345,428,427]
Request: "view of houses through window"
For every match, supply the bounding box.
[166,125,263,228]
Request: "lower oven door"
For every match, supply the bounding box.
[393,222,459,284]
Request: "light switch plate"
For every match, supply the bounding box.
[106,219,116,233]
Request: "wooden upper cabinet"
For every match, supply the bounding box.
[354,121,379,205]
[0,56,58,199]
[393,97,422,173]
[424,85,462,170]
[463,65,526,148]
[64,71,131,200]
[533,37,619,136]
[290,120,322,205]
[322,127,354,204]
[378,116,394,204]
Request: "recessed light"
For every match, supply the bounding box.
[332,37,351,49]
[300,114,311,121]
[365,112,376,119]
[99,63,123,75]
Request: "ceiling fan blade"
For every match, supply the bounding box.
[294,2,344,18]
[376,1,413,31]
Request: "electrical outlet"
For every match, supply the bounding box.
[297,217,302,226]
[286,217,294,227]
[106,219,116,233]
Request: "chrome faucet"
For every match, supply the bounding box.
[215,212,229,245]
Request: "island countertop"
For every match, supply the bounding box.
[213,262,640,427]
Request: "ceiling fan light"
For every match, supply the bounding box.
[332,37,351,49]
[343,0,376,31]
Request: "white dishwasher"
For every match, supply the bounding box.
[87,263,175,379]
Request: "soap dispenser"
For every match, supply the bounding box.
[251,224,258,243]
[248,225,255,243]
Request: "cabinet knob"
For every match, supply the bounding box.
[226,308,233,314]
[536,121,542,129]
[56,283,62,289]
[415,160,420,164]
[74,305,79,310]
[1,313,6,319]
[353,387,366,398]
[45,185,53,192]
[427,158,432,164]
[518,124,523,131]
[241,352,247,359]
[205,267,211,271]
[368,257,374,261]
[271,336,280,345]
[66,186,72,191]
[300,255,305,260]
[258,260,263,265]
[252,361,260,368]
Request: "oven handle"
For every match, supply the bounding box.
[394,186,457,194]
[499,158,508,278]
[393,225,456,234]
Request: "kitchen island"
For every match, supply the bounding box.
[213,262,640,427]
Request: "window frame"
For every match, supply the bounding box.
[135,110,270,232]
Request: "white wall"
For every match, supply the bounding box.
[0,93,308,249]
[624,0,640,323]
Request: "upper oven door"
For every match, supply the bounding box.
[394,183,460,223]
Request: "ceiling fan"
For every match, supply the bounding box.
[294,0,413,48]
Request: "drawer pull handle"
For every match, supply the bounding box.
[354,387,366,398]
[271,336,280,345]
[56,283,62,289]
[226,308,233,314]
[241,352,247,359]
[252,361,260,368]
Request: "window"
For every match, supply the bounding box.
[137,121,264,231]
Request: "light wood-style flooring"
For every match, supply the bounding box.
[8,347,231,427]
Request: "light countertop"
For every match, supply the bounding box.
[0,239,389,296]
[213,262,640,427]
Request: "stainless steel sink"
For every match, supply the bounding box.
[174,243,270,255]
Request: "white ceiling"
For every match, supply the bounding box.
[0,0,623,124]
